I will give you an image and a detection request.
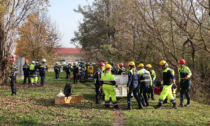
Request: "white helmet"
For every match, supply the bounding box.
[42,59,46,62]
[56,62,59,64]
[32,61,35,64]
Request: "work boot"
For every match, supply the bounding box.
[14,91,16,95]
[179,104,184,107]
[172,104,178,109]
[152,98,155,100]
[11,91,14,96]
[125,107,132,110]
[163,100,168,104]
[185,104,191,107]
[138,105,144,109]
[113,106,119,111]
[154,105,162,109]
[142,102,146,106]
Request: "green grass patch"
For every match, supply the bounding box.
[1,72,210,125]
[0,72,113,126]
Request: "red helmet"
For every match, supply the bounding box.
[10,58,15,61]
[25,60,29,63]
[178,59,185,64]
[99,62,105,66]
[120,63,123,67]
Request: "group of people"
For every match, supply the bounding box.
[8,58,48,96]
[54,62,79,84]
[9,57,192,110]
[94,59,192,110]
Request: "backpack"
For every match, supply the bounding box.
[64,83,72,97]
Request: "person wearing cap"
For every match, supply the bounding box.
[54,62,61,79]
[138,63,152,106]
[8,57,18,95]
[73,62,79,84]
[178,59,192,107]
[38,59,48,86]
[100,64,120,110]
[146,64,156,100]
[30,61,38,85]
[126,61,143,110]
[23,60,30,84]
[94,62,105,104]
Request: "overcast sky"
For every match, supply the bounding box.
[48,0,94,48]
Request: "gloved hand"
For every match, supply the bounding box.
[184,77,188,81]
[152,80,155,83]
[117,86,120,90]
[127,87,129,91]
[100,86,102,89]
[172,84,177,89]
[150,85,153,89]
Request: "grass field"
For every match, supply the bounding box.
[0,72,210,126]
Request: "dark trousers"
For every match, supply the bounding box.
[180,80,191,105]
[127,83,142,108]
[138,84,149,106]
[95,84,104,103]
[66,71,70,79]
[55,71,59,79]
[74,74,78,84]
[40,73,46,86]
[148,81,155,99]
[23,74,30,84]
[10,76,16,93]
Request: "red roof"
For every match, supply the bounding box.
[56,48,82,54]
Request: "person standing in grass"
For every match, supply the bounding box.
[8,57,18,96]
[73,62,79,84]
[154,60,178,109]
[30,61,37,85]
[100,64,120,110]
[178,59,192,107]
[23,59,30,84]
[38,59,48,86]
[163,63,177,104]
[54,62,60,79]
[146,64,156,100]
[126,61,143,110]
[94,62,105,104]
[138,63,152,107]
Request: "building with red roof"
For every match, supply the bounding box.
[55,48,84,62]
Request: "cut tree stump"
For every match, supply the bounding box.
[55,95,83,105]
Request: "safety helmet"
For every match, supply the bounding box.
[99,62,105,66]
[10,58,15,62]
[160,60,167,66]
[120,63,124,67]
[42,59,46,62]
[56,62,59,64]
[32,61,35,64]
[25,60,29,63]
[128,61,135,67]
[138,63,144,68]
[105,64,112,70]
[146,64,152,68]
[178,59,185,64]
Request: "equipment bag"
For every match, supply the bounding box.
[64,83,72,97]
